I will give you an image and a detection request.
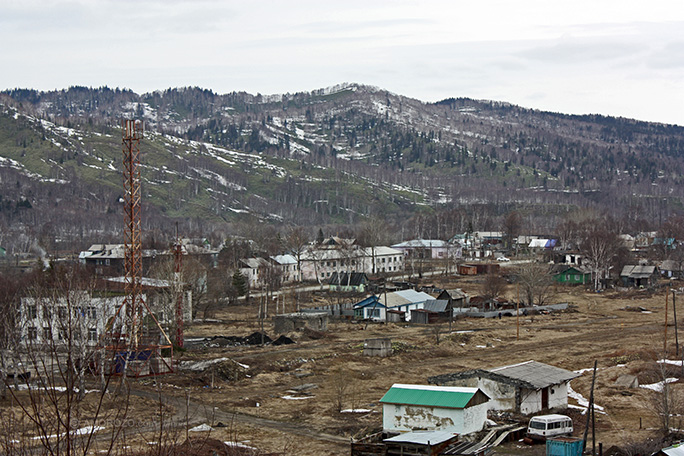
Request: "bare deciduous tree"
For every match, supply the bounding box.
[516,262,555,306]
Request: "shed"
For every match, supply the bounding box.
[458,264,478,275]
[620,265,659,288]
[412,299,451,324]
[428,360,579,414]
[380,384,490,435]
[437,289,469,308]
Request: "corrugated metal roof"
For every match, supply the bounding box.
[662,443,684,456]
[384,430,458,445]
[424,299,449,313]
[621,265,657,278]
[380,384,478,409]
[380,289,434,307]
[488,360,578,389]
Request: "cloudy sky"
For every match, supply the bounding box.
[2,0,684,125]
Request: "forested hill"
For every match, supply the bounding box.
[1,83,683,252]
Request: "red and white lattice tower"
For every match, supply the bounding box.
[122,119,144,349]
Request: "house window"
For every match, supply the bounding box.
[43,327,51,341]
[27,305,37,320]
[369,308,380,318]
[575,275,581,281]
[42,306,52,320]
[88,328,98,342]
[58,306,67,319]
[87,306,97,319]
[27,327,37,341]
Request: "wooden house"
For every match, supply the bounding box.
[552,265,591,285]
[620,265,659,288]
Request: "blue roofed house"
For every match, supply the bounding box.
[354,295,386,321]
[380,384,490,435]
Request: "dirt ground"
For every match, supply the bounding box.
[139,271,684,455]
[10,272,682,455]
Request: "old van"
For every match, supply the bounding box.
[527,414,573,440]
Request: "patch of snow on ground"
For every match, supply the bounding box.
[640,378,678,392]
[567,384,606,415]
[659,359,684,366]
[181,357,232,371]
[341,409,372,413]
[225,441,258,450]
[189,424,214,432]
[281,395,314,400]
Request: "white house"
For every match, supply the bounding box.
[353,296,386,321]
[270,254,299,283]
[298,246,404,282]
[379,384,490,435]
[391,240,453,260]
[428,360,579,415]
[19,292,123,347]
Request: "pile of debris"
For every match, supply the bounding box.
[185,332,295,348]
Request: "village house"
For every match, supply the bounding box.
[379,289,434,322]
[661,259,684,279]
[379,383,490,434]
[427,360,579,415]
[620,264,659,288]
[328,272,369,292]
[239,257,273,288]
[552,264,591,285]
[270,254,299,283]
[353,295,386,321]
[391,239,454,260]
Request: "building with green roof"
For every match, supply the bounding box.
[379,384,490,435]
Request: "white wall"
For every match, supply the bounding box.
[441,377,571,415]
[382,403,487,435]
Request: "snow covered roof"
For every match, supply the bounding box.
[271,254,297,265]
[392,239,448,249]
[380,289,434,308]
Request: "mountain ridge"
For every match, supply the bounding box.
[0,83,682,254]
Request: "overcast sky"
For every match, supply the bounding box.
[2,0,684,125]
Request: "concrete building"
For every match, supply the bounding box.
[428,360,579,415]
[380,383,490,435]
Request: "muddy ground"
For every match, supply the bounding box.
[146,272,684,455]
[6,271,683,455]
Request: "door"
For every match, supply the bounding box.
[541,388,549,409]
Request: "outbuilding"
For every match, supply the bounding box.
[379,383,490,435]
[427,360,578,415]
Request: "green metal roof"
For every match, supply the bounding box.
[379,384,477,409]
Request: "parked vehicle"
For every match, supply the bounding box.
[527,414,573,440]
